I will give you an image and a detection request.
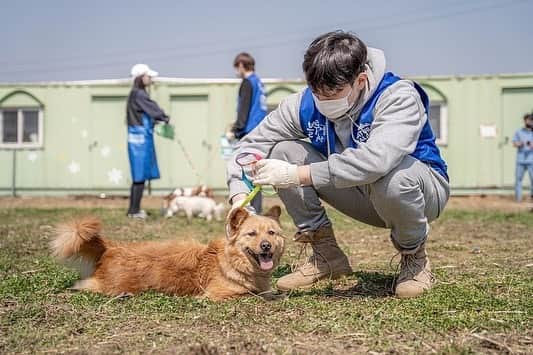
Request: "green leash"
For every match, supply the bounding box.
[240,185,262,208]
[235,151,277,208]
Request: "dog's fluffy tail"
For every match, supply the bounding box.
[51,217,108,268]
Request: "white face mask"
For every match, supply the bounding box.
[312,87,353,120]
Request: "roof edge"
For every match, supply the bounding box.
[0,72,532,86]
[0,77,305,87]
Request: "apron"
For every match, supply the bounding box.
[127,113,160,183]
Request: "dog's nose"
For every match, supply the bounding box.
[260,240,272,252]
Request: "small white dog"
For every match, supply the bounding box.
[170,185,214,198]
[165,196,225,222]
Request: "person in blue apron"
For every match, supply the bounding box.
[226,52,268,213]
[126,64,170,219]
[512,113,533,201]
[226,32,450,298]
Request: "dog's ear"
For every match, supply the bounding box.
[162,193,176,209]
[164,193,176,201]
[263,205,281,223]
[226,207,249,239]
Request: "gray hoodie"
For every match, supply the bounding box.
[226,48,427,201]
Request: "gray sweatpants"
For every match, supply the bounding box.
[269,141,450,252]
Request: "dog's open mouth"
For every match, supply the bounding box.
[246,248,274,271]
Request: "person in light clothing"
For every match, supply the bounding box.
[512,113,533,201]
[226,31,449,298]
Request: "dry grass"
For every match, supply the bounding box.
[1,196,532,354]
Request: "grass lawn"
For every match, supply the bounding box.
[1,198,532,354]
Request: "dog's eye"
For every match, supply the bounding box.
[268,230,276,236]
[247,231,257,237]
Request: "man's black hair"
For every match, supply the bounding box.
[303,31,368,95]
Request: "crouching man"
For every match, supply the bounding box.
[226,31,449,298]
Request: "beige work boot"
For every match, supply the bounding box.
[395,242,434,298]
[277,226,352,291]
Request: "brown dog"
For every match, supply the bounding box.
[51,207,285,301]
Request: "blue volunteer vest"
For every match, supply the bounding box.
[240,73,268,135]
[299,72,448,180]
[127,113,160,183]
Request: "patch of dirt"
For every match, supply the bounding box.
[446,194,533,212]
[2,194,533,212]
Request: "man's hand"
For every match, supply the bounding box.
[253,159,300,188]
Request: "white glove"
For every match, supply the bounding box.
[253,159,300,189]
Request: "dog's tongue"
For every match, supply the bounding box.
[258,255,273,271]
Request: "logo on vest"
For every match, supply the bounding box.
[307,120,327,143]
[355,123,371,143]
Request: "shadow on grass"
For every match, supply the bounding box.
[274,264,395,299]
[272,264,293,279]
[325,271,395,298]
[309,271,394,299]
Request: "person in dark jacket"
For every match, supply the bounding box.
[126,64,170,219]
[227,52,267,213]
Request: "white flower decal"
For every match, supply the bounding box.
[100,146,111,158]
[107,168,123,185]
[68,161,80,174]
[27,152,38,162]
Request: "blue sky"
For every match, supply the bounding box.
[1,0,532,82]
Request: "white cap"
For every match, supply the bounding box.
[130,64,158,78]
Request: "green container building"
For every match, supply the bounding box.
[1,73,532,196]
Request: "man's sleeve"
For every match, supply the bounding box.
[309,80,427,188]
[232,79,253,136]
[227,91,307,201]
[136,90,169,123]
